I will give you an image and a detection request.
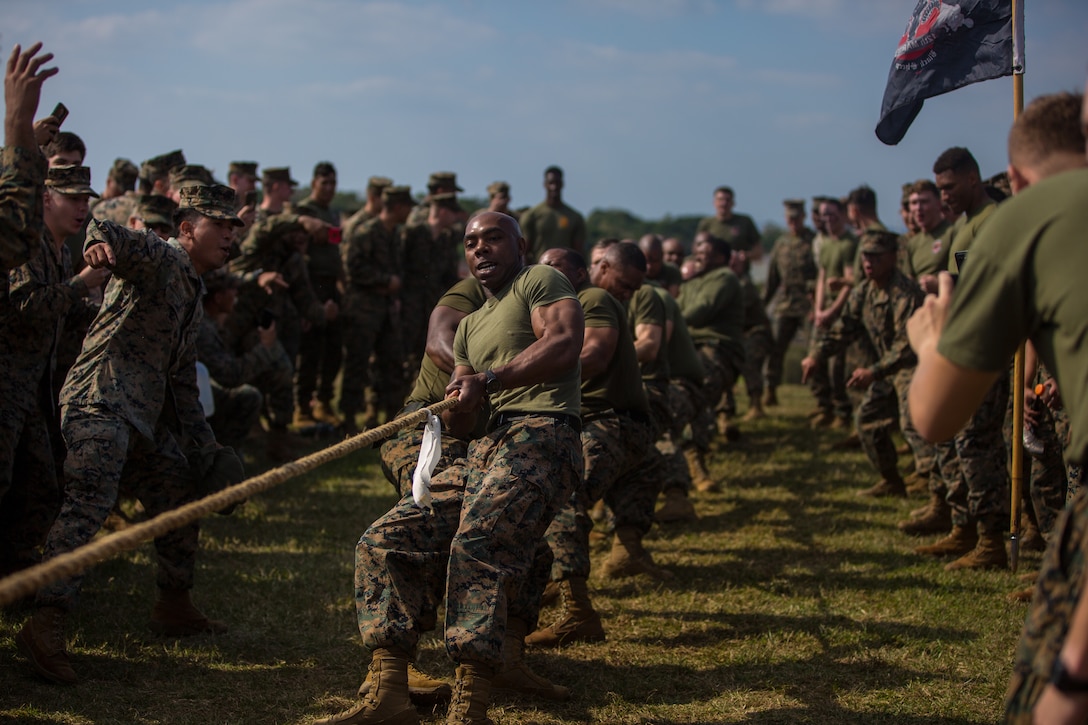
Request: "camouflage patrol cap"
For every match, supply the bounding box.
[140,149,186,180]
[170,164,217,189]
[229,161,259,180]
[202,268,245,294]
[135,194,178,227]
[262,167,298,187]
[431,192,462,213]
[382,185,414,207]
[811,195,834,207]
[487,181,510,198]
[367,176,393,193]
[179,184,244,227]
[108,158,139,187]
[859,230,899,255]
[783,198,805,218]
[427,171,462,193]
[46,165,99,197]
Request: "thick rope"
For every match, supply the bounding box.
[0,397,460,607]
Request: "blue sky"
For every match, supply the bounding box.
[5,0,1087,231]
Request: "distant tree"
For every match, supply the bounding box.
[586,208,702,246]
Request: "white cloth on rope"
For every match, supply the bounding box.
[412,410,443,513]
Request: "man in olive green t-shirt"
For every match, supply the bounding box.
[519,165,586,262]
[696,185,763,261]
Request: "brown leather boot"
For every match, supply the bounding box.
[358,659,451,704]
[525,578,605,649]
[914,525,978,558]
[897,494,951,536]
[16,606,77,684]
[683,447,719,493]
[149,588,228,637]
[945,527,1008,571]
[319,647,419,725]
[654,486,698,523]
[601,526,674,580]
[539,579,561,607]
[446,661,495,725]
[493,617,572,700]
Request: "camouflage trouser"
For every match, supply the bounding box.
[668,376,713,455]
[36,408,200,612]
[809,327,851,419]
[356,416,580,669]
[1055,406,1086,501]
[1005,488,1088,723]
[856,369,931,483]
[340,291,405,419]
[0,401,60,576]
[379,402,470,497]
[296,276,343,409]
[543,410,655,581]
[208,381,262,453]
[740,325,773,400]
[767,314,805,391]
[947,373,1010,531]
[1021,398,1068,538]
[643,380,691,496]
[696,342,739,420]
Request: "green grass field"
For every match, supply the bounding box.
[0,385,1033,724]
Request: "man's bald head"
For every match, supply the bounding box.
[539,247,587,288]
[638,234,664,277]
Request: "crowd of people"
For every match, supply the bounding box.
[3,40,1088,724]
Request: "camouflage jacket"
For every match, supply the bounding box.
[764,229,816,317]
[815,268,923,381]
[293,195,342,281]
[196,314,291,389]
[401,221,462,305]
[341,215,402,292]
[3,231,91,413]
[0,145,46,272]
[60,220,215,449]
[738,273,770,332]
[90,192,139,226]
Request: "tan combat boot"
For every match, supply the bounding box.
[446,661,494,725]
[601,526,674,580]
[810,411,834,429]
[914,524,978,558]
[149,588,228,637]
[902,471,929,494]
[897,494,952,536]
[358,659,451,704]
[16,606,78,684]
[318,648,419,725]
[525,579,605,649]
[716,412,741,441]
[945,525,1008,571]
[493,617,572,700]
[743,400,765,421]
[654,486,698,524]
[856,476,907,498]
[312,400,343,427]
[683,447,719,493]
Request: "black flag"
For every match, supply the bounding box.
[876,0,1015,146]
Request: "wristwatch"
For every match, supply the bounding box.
[484,370,502,395]
[1050,658,1088,694]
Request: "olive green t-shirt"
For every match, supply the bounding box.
[678,266,745,364]
[627,283,670,382]
[578,285,648,415]
[519,201,586,263]
[408,276,486,404]
[454,264,581,419]
[817,230,858,302]
[696,213,761,253]
[651,283,704,384]
[650,262,683,291]
[946,198,997,274]
[903,221,953,278]
[938,169,1088,463]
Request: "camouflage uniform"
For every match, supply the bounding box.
[737,272,772,404]
[811,267,931,482]
[90,192,139,226]
[196,311,293,448]
[654,285,706,487]
[543,284,654,581]
[679,265,745,423]
[0,144,46,272]
[0,231,90,574]
[355,263,582,668]
[36,219,220,612]
[339,215,405,420]
[292,196,343,414]
[945,372,1010,531]
[399,220,461,367]
[809,231,857,421]
[763,227,816,390]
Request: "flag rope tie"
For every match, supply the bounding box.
[0,396,460,607]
